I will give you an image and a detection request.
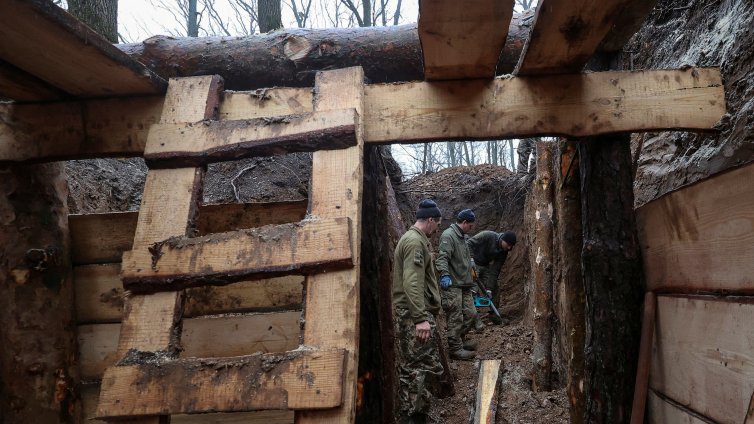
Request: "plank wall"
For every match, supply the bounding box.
[636,162,754,424]
[71,201,307,423]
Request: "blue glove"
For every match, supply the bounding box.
[439,275,452,290]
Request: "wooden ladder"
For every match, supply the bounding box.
[95,67,364,423]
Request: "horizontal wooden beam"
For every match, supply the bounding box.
[637,162,754,294]
[78,311,300,380]
[82,383,295,424]
[69,200,307,265]
[0,58,67,102]
[650,296,754,424]
[418,0,514,80]
[1,68,725,163]
[96,349,346,418]
[74,263,304,323]
[144,109,358,168]
[121,218,353,292]
[0,0,165,99]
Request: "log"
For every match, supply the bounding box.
[121,218,354,291]
[554,139,585,423]
[0,163,78,422]
[96,349,346,418]
[531,140,554,392]
[118,18,531,91]
[579,134,643,423]
[474,360,503,423]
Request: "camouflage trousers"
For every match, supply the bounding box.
[440,287,477,351]
[394,308,445,417]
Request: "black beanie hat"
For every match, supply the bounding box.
[416,199,442,219]
[499,231,517,246]
[457,209,475,222]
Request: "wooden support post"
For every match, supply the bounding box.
[579,134,643,423]
[297,67,365,423]
[554,140,586,423]
[97,75,223,424]
[531,140,554,392]
[473,360,503,424]
[630,292,656,424]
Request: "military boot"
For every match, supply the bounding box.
[463,340,478,351]
[449,348,476,360]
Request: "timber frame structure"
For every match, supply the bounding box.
[0,0,729,423]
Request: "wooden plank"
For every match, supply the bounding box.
[418,0,514,80]
[74,263,304,323]
[1,68,725,163]
[637,163,754,293]
[69,201,307,265]
[219,88,313,120]
[0,0,165,97]
[364,68,725,144]
[514,0,636,75]
[103,76,224,424]
[0,96,163,163]
[0,58,66,102]
[297,67,364,423]
[78,312,300,380]
[598,0,658,52]
[473,360,502,424]
[82,383,294,424]
[83,383,294,424]
[650,296,754,424]
[121,218,353,291]
[647,391,710,424]
[144,109,358,168]
[96,349,346,418]
[630,292,656,424]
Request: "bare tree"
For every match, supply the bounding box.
[68,0,118,42]
[259,0,282,32]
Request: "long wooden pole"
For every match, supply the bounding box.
[630,291,657,424]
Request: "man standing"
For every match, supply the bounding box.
[393,199,445,424]
[436,209,477,360]
[467,230,517,324]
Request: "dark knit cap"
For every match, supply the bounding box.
[416,199,442,219]
[457,209,476,222]
[499,231,517,246]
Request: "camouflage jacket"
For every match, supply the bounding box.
[435,223,473,288]
[392,226,441,323]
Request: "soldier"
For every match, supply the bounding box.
[436,209,477,360]
[467,230,517,325]
[393,199,445,424]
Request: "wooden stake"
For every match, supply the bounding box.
[630,292,656,424]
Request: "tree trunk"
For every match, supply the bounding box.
[68,0,118,43]
[554,139,586,423]
[258,0,283,33]
[188,0,198,37]
[579,135,643,423]
[118,15,529,90]
[0,164,78,423]
[531,140,554,392]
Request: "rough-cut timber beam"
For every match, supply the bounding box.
[418,0,514,80]
[145,109,358,168]
[0,0,166,98]
[474,360,503,423]
[96,348,346,418]
[121,218,354,291]
[0,59,67,102]
[515,0,641,75]
[0,68,725,164]
[118,17,530,91]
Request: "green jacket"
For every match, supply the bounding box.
[392,226,441,323]
[467,230,509,272]
[435,223,473,288]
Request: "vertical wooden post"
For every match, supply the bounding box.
[531,140,554,392]
[630,291,656,424]
[554,139,586,423]
[297,67,364,424]
[579,134,644,423]
[99,75,223,424]
[0,163,79,422]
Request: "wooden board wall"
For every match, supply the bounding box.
[637,163,754,293]
[650,295,754,424]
